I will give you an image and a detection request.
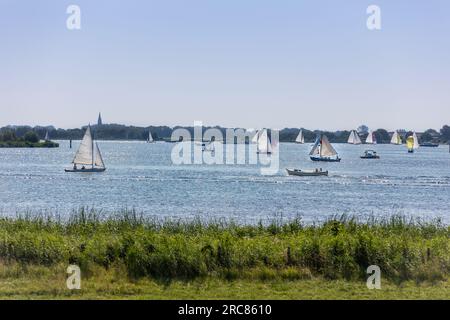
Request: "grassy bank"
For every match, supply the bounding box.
[0,211,448,298]
[1,263,449,299]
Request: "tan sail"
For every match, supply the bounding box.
[320,135,338,157]
[309,134,337,157]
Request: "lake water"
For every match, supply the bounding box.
[1,141,449,224]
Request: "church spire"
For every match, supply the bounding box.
[97,112,103,126]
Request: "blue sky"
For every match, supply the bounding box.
[1,0,449,130]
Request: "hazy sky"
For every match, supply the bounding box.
[1,0,449,131]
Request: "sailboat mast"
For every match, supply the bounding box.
[319,134,323,157]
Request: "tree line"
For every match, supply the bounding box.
[1,124,450,144]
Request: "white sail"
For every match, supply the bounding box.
[366,131,376,144]
[295,130,304,144]
[251,131,260,143]
[44,131,49,141]
[347,131,354,144]
[348,130,362,144]
[391,131,402,145]
[413,132,420,150]
[320,135,338,157]
[257,129,272,153]
[94,142,105,168]
[148,131,154,143]
[72,126,94,166]
[366,131,373,144]
[309,135,337,157]
[309,137,321,156]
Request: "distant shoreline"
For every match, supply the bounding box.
[2,124,449,144]
[0,141,59,148]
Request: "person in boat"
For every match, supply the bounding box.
[73,164,77,170]
[81,166,85,170]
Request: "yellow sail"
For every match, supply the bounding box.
[406,136,414,151]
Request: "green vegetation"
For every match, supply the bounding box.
[0,212,448,299]
[0,263,448,299]
[0,212,448,282]
[0,129,58,148]
[2,124,450,143]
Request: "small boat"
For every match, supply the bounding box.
[65,125,106,173]
[203,141,216,153]
[406,132,419,153]
[254,129,273,154]
[147,131,154,143]
[347,130,362,145]
[295,130,305,144]
[365,130,377,144]
[44,131,50,141]
[360,150,380,159]
[287,168,328,177]
[391,131,402,145]
[420,142,439,147]
[310,134,341,162]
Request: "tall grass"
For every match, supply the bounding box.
[0,210,448,283]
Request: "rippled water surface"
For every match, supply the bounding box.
[1,141,449,223]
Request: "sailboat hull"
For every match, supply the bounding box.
[310,156,341,162]
[286,169,328,177]
[65,168,106,173]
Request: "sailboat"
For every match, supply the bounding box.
[406,132,420,153]
[147,131,154,143]
[295,130,305,144]
[251,130,259,144]
[347,130,362,145]
[203,140,217,153]
[390,131,402,145]
[256,129,272,154]
[65,125,106,173]
[310,134,341,162]
[365,131,377,144]
[44,131,50,141]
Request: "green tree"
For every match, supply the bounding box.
[440,125,450,142]
[24,131,39,143]
[0,130,17,142]
[374,129,390,144]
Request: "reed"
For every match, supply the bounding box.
[0,210,448,283]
